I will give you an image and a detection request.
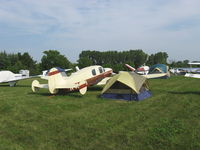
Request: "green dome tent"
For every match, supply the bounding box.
[101,72,152,101]
[149,64,168,73]
[145,64,170,79]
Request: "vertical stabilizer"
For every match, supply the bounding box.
[48,67,67,94]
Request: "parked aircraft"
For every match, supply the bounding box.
[125,64,169,79]
[185,61,200,79]
[125,64,149,75]
[32,65,113,95]
[0,70,30,86]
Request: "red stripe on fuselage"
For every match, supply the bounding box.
[137,68,145,71]
[86,70,112,86]
[48,70,60,76]
[79,83,87,89]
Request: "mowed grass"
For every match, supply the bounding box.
[0,76,200,150]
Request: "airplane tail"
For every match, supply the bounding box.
[32,67,67,94]
[32,67,88,95]
[125,64,136,71]
[48,67,67,94]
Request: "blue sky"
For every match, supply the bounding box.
[0,0,200,62]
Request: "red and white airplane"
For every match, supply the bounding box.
[32,65,113,95]
[125,64,149,75]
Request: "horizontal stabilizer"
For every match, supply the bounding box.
[97,77,111,85]
[32,80,48,92]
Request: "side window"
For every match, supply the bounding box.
[99,67,103,73]
[92,69,96,76]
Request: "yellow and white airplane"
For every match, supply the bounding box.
[32,65,113,95]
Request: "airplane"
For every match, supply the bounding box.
[32,65,113,95]
[0,70,31,86]
[125,64,169,79]
[125,64,149,75]
[185,61,200,79]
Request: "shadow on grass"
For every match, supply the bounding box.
[0,84,11,87]
[28,90,83,98]
[169,91,200,95]
[0,84,30,87]
[88,86,103,91]
[15,85,30,87]
[27,86,102,99]
[28,92,52,96]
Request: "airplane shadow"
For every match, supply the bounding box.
[27,86,103,98]
[88,86,103,91]
[0,84,30,87]
[15,85,30,88]
[168,91,200,95]
[28,92,52,96]
[57,90,83,98]
[0,84,11,87]
[28,90,83,98]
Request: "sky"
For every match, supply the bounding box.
[0,0,200,63]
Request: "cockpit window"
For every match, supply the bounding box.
[92,69,96,76]
[99,67,103,73]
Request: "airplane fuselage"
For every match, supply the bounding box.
[32,65,113,94]
[48,65,112,90]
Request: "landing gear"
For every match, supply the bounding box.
[9,82,16,87]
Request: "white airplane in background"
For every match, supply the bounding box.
[185,61,200,79]
[0,70,31,86]
[32,65,113,95]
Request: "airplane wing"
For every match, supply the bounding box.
[0,76,37,83]
[96,77,111,85]
[0,76,38,87]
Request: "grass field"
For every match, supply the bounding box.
[0,76,200,150]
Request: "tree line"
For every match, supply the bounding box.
[0,50,191,74]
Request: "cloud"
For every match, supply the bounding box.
[0,0,200,62]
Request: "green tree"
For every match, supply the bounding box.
[7,61,24,73]
[78,57,93,68]
[147,52,168,65]
[40,50,71,70]
[18,52,38,75]
[154,52,168,64]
